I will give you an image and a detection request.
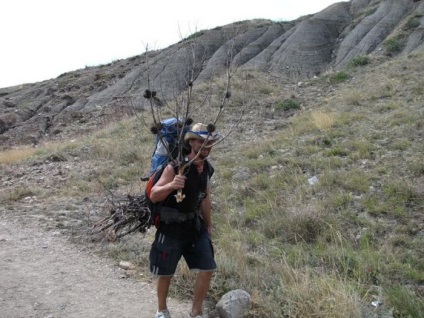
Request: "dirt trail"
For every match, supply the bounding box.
[0,219,190,318]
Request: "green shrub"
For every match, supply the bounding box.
[405,17,420,30]
[384,38,401,54]
[350,56,370,67]
[329,71,350,84]
[275,98,301,111]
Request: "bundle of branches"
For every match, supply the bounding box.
[91,36,243,241]
[91,194,151,241]
[138,39,242,202]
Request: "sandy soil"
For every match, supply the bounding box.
[0,219,191,318]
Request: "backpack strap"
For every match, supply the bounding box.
[202,160,214,192]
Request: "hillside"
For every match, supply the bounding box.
[0,0,424,317]
[1,0,424,149]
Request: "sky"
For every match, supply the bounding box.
[0,0,348,89]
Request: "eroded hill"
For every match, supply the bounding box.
[1,0,424,148]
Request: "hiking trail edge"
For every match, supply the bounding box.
[0,219,191,318]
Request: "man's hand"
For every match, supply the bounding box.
[150,166,185,203]
[171,174,186,190]
[173,174,187,202]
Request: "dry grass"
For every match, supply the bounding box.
[3,50,424,318]
[282,268,363,318]
[0,147,38,164]
[207,52,424,317]
[0,140,83,165]
[310,110,335,132]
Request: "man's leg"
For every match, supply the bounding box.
[157,276,173,311]
[190,271,213,317]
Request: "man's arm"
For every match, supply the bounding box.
[150,165,186,203]
[200,187,212,235]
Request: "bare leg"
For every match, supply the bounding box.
[157,276,173,311]
[191,271,213,317]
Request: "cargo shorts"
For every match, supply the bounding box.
[149,227,216,276]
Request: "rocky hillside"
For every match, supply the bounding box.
[1,0,424,148]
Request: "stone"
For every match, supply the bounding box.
[118,261,136,270]
[216,289,251,318]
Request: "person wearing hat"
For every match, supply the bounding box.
[148,123,220,318]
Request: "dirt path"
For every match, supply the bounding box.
[0,219,190,318]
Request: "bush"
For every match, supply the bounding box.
[350,56,370,67]
[405,17,420,30]
[329,71,350,84]
[275,98,301,111]
[384,38,402,54]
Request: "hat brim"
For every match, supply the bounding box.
[184,131,220,146]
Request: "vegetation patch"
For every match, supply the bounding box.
[404,17,421,30]
[350,55,370,67]
[0,147,37,165]
[275,98,301,111]
[2,186,39,202]
[329,71,350,84]
[383,35,406,55]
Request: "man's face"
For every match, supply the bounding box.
[191,138,214,159]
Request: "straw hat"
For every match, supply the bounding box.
[184,123,220,146]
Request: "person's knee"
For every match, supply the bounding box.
[158,276,173,284]
[198,271,213,279]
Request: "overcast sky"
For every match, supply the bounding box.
[0,0,348,88]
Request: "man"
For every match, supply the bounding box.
[149,123,220,318]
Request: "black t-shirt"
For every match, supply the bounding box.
[158,160,214,238]
[162,159,214,214]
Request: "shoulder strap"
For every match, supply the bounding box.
[145,163,169,199]
[200,160,214,192]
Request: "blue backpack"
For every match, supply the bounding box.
[145,117,192,227]
[148,117,192,176]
